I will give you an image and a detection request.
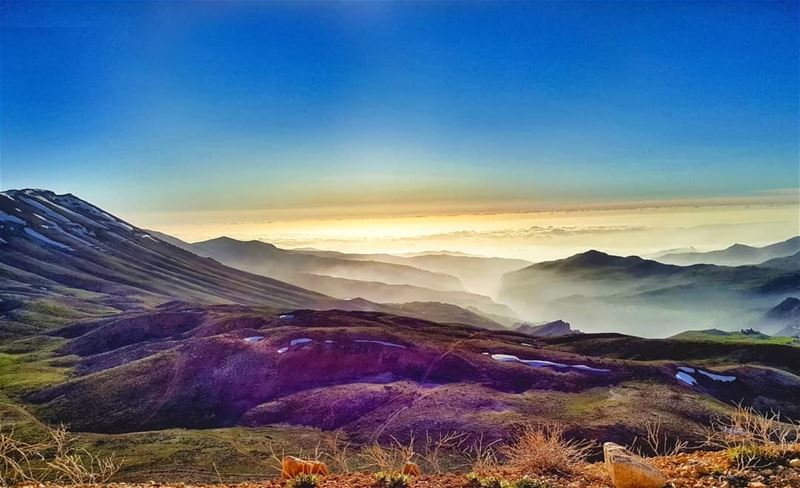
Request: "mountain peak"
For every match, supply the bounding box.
[561,250,640,267]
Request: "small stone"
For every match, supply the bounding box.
[748,482,767,488]
[790,458,800,468]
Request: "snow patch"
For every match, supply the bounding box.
[279,314,294,320]
[490,353,610,373]
[20,196,71,223]
[354,339,407,349]
[0,211,26,225]
[290,338,313,346]
[244,336,264,343]
[277,347,289,354]
[24,228,73,250]
[676,371,697,386]
[697,369,736,383]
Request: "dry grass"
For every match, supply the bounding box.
[501,423,593,476]
[699,404,800,469]
[463,434,501,475]
[629,420,688,457]
[0,423,121,486]
[359,436,416,473]
[324,432,353,474]
[418,431,469,474]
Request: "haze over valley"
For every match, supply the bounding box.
[2,2,799,487]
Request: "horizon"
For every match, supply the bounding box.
[2,1,798,258]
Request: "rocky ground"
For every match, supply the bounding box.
[14,449,800,488]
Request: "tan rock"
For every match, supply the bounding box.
[748,483,767,488]
[604,442,668,488]
[790,458,800,468]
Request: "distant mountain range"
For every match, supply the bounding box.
[0,189,506,339]
[1,188,799,466]
[499,248,800,337]
[293,247,531,298]
[654,236,800,266]
[155,233,521,321]
[757,297,800,337]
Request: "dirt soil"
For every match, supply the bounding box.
[16,450,800,488]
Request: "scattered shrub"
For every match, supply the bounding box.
[465,473,549,488]
[285,473,320,488]
[463,435,500,475]
[361,436,415,473]
[0,423,121,485]
[373,471,411,488]
[512,476,549,488]
[726,445,781,469]
[701,404,800,469]
[501,423,593,476]
[630,420,687,457]
[465,472,507,488]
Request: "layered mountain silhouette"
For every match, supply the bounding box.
[0,189,504,339]
[158,234,519,321]
[756,297,800,337]
[655,236,800,266]
[1,188,799,458]
[499,249,800,336]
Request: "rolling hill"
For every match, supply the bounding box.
[22,304,800,447]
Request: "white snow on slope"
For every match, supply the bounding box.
[491,353,610,373]
[354,339,407,349]
[0,211,26,225]
[676,371,698,386]
[24,228,72,250]
[697,369,737,382]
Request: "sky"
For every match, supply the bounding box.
[1,1,798,258]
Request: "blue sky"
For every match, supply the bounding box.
[1,1,798,218]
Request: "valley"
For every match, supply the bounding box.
[0,189,798,486]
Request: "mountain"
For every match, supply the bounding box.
[192,237,465,292]
[499,250,800,337]
[27,304,800,445]
[656,236,800,266]
[0,190,506,341]
[755,297,800,337]
[161,234,518,320]
[515,320,578,337]
[285,272,518,320]
[756,251,800,270]
[0,189,333,340]
[293,249,531,297]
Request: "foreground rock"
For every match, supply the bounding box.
[604,442,667,488]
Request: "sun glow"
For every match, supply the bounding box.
[141,201,799,262]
